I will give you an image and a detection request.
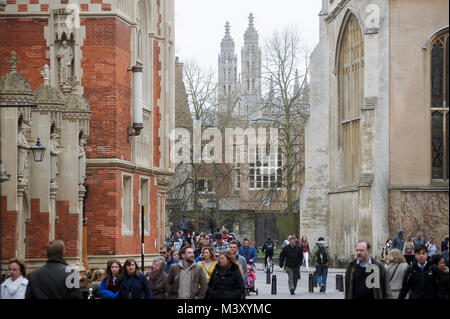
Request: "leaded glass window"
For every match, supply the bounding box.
[338,14,363,186]
[431,32,449,180]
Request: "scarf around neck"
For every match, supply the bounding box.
[4,276,27,297]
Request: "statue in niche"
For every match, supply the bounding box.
[49,132,60,186]
[56,40,74,87]
[78,135,86,188]
[17,125,30,185]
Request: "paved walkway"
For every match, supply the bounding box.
[247,264,346,299]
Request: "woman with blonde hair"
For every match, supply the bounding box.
[197,246,217,282]
[385,249,409,298]
[403,235,415,265]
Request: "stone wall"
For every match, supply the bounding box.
[388,190,449,243]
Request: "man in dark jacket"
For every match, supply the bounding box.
[279,235,303,295]
[398,244,442,299]
[25,240,82,299]
[345,240,393,299]
[160,244,177,274]
[392,229,406,252]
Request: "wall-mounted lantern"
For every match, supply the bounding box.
[31,138,46,162]
[127,64,144,142]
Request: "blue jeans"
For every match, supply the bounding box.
[315,265,328,291]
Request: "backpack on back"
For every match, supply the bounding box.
[316,245,328,265]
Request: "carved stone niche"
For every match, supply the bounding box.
[51,8,79,94]
[63,93,91,138]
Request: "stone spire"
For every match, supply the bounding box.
[294,69,300,93]
[241,13,261,120]
[219,21,238,110]
[244,13,258,42]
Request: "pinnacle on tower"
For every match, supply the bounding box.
[249,13,254,28]
[225,21,231,36]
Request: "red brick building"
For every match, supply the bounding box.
[0,0,174,271]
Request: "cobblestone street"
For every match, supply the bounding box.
[247,264,345,299]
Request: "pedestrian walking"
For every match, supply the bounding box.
[0,259,28,299]
[279,235,303,295]
[25,240,82,299]
[399,244,441,299]
[206,251,245,299]
[385,249,409,298]
[166,244,208,299]
[99,259,122,299]
[238,238,257,271]
[402,235,415,265]
[160,244,178,274]
[148,257,168,299]
[426,237,439,257]
[380,239,392,262]
[299,236,311,272]
[186,232,195,249]
[311,237,331,293]
[212,232,230,257]
[197,246,217,283]
[392,229,406,252]
[344,240,393,299]
[441,235,449,253]
[413,231,425,247]
[229,240,248,285]
[431,254,449,299]
[262,238,275,270]
[117,259,152,299]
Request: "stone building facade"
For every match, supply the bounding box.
[300,0,449,263]
[0,0,175,270]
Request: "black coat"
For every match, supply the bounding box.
[437,268,449,299]
[206,264,245,299]
[25,257,82,299]
[398,259,441,299]
[118,272,152,299]
[279,244,303,268]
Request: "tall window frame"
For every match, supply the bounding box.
[249,147,282,190]
[338,14,364,186]
[430,31,449,181]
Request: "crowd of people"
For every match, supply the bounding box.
[0,228,448,299]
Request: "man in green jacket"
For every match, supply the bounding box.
[311,237,331,293]
[344,240,393,299]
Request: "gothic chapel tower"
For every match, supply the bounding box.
[241,13,262,120]
[218,22,238,111]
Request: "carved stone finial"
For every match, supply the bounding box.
[249,13,254,28]
[8,51,19,72]
[41,64,51,85]
[225,21,230,36]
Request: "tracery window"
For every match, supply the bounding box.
[431,32,449,180]
[338,14,363,185]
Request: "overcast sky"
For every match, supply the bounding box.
[175,0,322,72]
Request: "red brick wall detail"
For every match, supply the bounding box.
[26,199,49,259]
[55,200,79,257]
[0,18,49,89]
[1,197,18,260]
[82,18,131,161]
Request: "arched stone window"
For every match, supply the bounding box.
[430,31,449,180]
[136,1,144,61]
[338,14,364,186]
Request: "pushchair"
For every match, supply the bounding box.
[245,264,258,296]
